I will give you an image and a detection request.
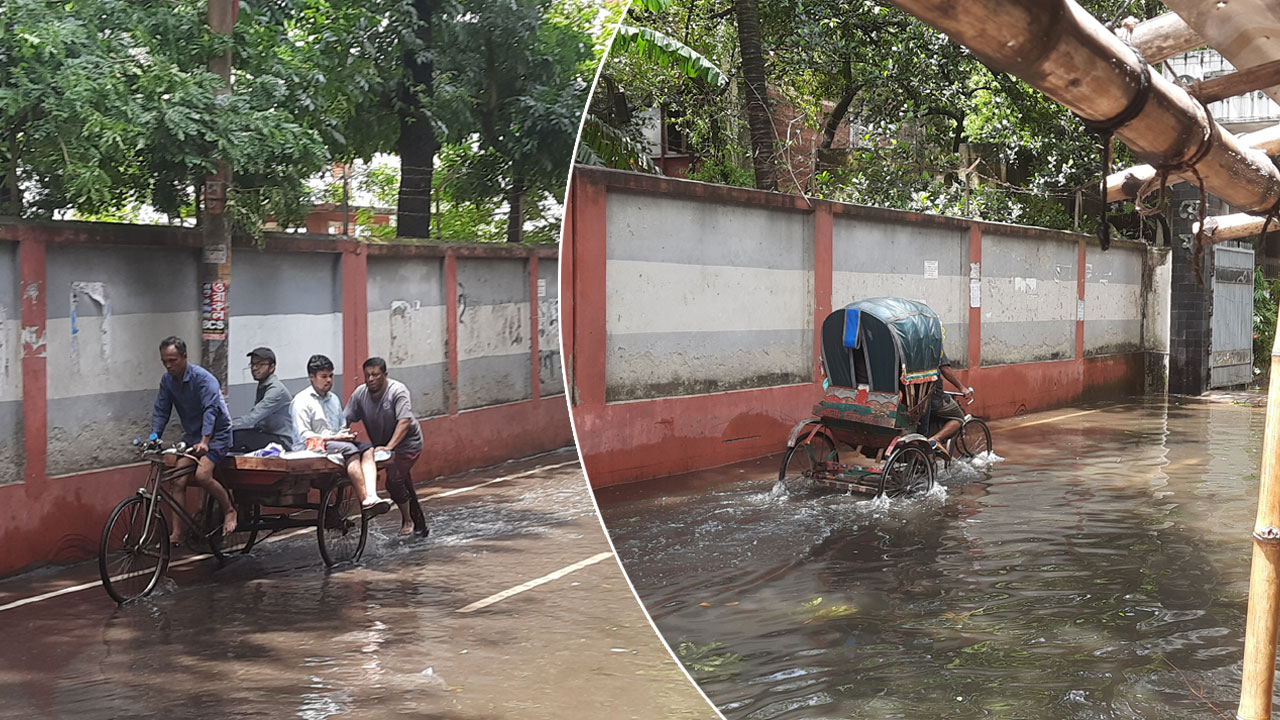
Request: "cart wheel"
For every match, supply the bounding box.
[203,492,258,560]
[318,480,368,567]
[958,418,992,459]
[99,495,171,603]
[879,445,934,499]
[778,432,836,494]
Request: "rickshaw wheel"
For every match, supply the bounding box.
[318,480,368,567]
[958,418,992,458]
[203,492,258,560]
[879,446,934,499]
[99,495,171,603]
[778,432,837,494]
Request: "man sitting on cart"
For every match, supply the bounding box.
[291,354,391,516]
[922,351,974,452]
[344,357,427,537]
[231,346,294,452]
[150,336,239,540]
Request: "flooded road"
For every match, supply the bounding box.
[596,398,1265,720]
[0,449,717,720]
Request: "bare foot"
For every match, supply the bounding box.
[398,523,415,536]
[222,509,238,536]
[170,534,184,545]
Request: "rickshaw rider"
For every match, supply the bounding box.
[150,336,239,540]
[922,351,974,451]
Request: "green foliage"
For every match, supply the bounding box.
[1255,268,1280,381]
[611,26,727,87]
[675,641,743,674]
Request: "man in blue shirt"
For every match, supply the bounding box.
[151,336,238,540]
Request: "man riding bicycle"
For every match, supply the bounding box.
[921,351,973,453]
[150,336,238,540]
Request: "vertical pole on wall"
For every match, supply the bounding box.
[561,181,575,402]
[18,228,47,486]
[444,250,459,415]
[528,255,541,402]
[572,172,608,408]
[200,0,236,388]
[1238,308,1280,720]
[812,202,833,385]
[967,224,982,373]
[1076,237,1087,361]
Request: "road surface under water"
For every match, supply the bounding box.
[596,397,1265,720]
[0,450,717,720]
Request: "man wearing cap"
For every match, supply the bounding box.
[231,347,295,452]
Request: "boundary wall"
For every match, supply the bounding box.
[0,219,569,577]
[565,166,1167,488]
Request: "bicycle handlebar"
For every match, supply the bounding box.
[132,437,198,460]
[943,390,975,405]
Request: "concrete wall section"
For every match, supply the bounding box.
[228,251,345,414]
[538,258,563,396]
[0,242,20,485]
[980,233,1077,365]
[44,245,200,474]
[832,217,970,366]
[604,191,813,401]
[366,256,447,417]
[457,257,530,409]
[1084,243,1145,356]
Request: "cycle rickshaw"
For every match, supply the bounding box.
[778,297,992,498]
[98,440,373,603]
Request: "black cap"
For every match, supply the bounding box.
[247,347,276,363]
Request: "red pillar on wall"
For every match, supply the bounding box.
[813,202,833,384]
[968,224,982,369]
[341,243,369,394]
[528,256,541,402]
[571,177,608,409]
[444,251,460,415]
[19,229,47,486]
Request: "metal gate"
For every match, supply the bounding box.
[1209,245,1254,389]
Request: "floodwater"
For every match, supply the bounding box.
[0,450,717,720]
[596,397,1267,720]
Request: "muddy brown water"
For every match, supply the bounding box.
[596,398,1265,720]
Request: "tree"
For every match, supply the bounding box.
[732,0,776,191]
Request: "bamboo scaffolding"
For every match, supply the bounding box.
[1193,212,1271,243]
[1239,321,1280,720]
[886,0,1280,215]
[1118,13,1203,64]
[1106,124,1280,203]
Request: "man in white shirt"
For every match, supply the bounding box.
[292,354,390,515]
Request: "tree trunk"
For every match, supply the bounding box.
[397,0,439,239]
[821,87,856,150]
[1,132,21,216]
[506,175,525,243]
[733,0,777,191]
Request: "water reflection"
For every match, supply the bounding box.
[597,398,1264,720]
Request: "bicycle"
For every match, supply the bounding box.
[97,439,254,603]
[933,390,993,460]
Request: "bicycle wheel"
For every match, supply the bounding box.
[778,431,836,494]
[879,446,934,499]
[203,492,258,560]
[317,480,368,566]
[958,418,992,458]
[99,496,171,603]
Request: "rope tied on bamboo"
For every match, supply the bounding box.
[1073,43,1152,252]
[1134,92,1219,285]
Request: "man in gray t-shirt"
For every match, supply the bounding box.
[345,357,427,536]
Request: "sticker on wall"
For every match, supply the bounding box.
[969,262,980,280]
[1014,277,1038,294]
[202,281,228,341]
[1055,264,1072,282]
[924,260,939,279]
[969,279,981,308]
[70,281,111,368]
[1077,298,1086,321]
[537,278,547,298]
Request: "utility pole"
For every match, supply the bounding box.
[201,0,236,389]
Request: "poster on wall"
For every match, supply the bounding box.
[202,281,228,341]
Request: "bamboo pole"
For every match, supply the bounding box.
[1239,317,1280,720]
[1106,124,1280,203]
[1195,58,1280,105]
[886,0,1280,215]
[1192,213,1269,243]
[1118,13,1203,65]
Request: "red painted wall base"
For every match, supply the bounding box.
[577,353,1148,488]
